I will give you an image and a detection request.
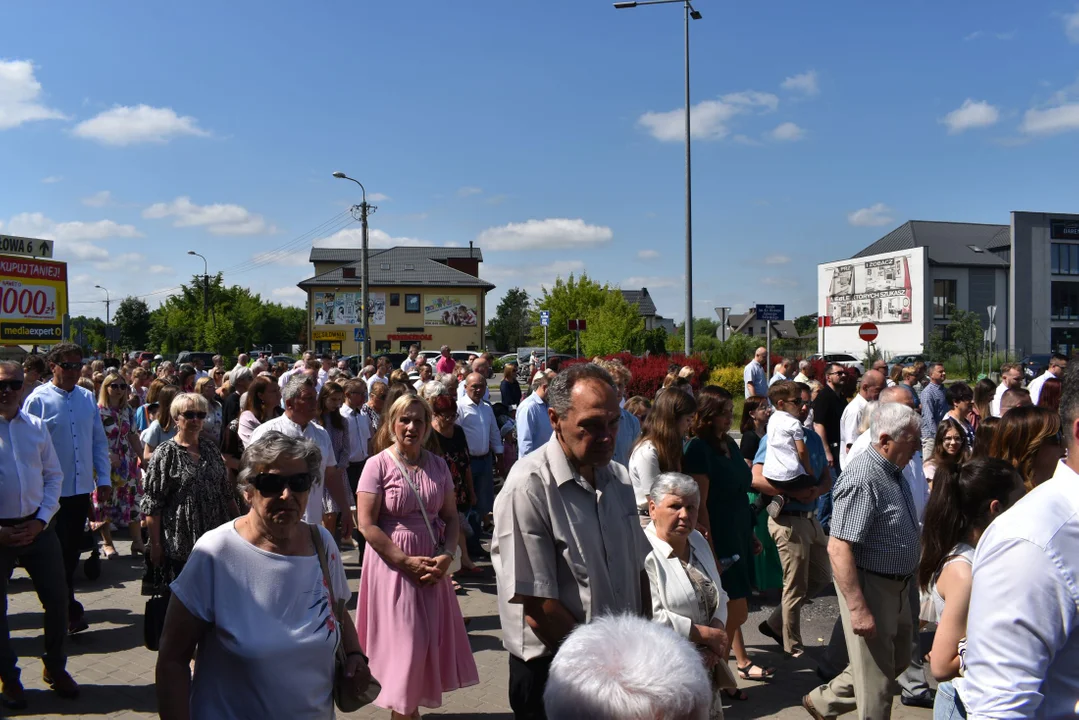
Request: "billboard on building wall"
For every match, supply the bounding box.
[824,254,913,325]
[313,291,386,326]
[313,292,335,325]
[0,255,68,344]
[423,294,478,326]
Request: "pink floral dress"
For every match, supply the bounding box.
[92,405,142,525]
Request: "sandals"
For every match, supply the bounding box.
[737,661,775,681]
[102,544,118,559]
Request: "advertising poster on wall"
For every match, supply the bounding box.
[423,294,478,326]
[0,255,68,344]
[825,254,912,325]
[314,292,386,326]
[368,292,386,325]
[313,292,335,325]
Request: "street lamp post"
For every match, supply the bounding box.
[94,284,110,356]
[332,171,376,361]
[614,0,700,356]
[187,250,209,320]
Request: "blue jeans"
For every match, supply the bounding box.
[934,681,966,720]
[470,454,495,516]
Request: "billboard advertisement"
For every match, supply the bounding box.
[313,292,335,325]
[314,291,386,326]
[824,254,913,325]
[424,294,478,326]
[0,256,68,344]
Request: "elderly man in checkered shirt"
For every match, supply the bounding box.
[803,402,922,720]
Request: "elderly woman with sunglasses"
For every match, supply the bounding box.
[140,393,239,579]
[93,373,144,557]
[156,432,372,719]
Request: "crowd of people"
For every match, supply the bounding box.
[0,341,1076,719]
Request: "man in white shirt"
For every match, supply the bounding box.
[400,345,420,373]
[316,354,334,387]
[339,378,371,557]
[769,359,794,387]
[249,376,352,536]
[0,361,78,705]
[366,357,391,394]
[954,370,1079,718]
[744,346,768,398]
[838,370,885,470]
[457,372,503,518]
[990,362,1024,416]
[457,356,491,403]
[1028,353,1067,405]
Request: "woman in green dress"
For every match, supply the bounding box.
[684,386,775,696]
[739,397,784,594]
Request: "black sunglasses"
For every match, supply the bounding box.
[0,380,24,393]
[108,383,129,391]
[54,361,81,371]
[180,411,207,420]
[252,472,314,497]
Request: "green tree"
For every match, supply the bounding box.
[950,309,984,381]
[530,273,609,354]
[583,290,644,356]
[113,296,151,352]
[488,287,531,352]
[794,313,819,337]
[68,316,107,355]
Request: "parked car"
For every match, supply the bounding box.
[375,352,410,371]
[1019,354,1052,382]
[808,353,865,375]
[176,351,216,368]
[887,353,925,375]
[129,351,155,364]
[268,354,295,367]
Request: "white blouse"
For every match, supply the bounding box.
[644,523,729,639]
[628,440,660,511]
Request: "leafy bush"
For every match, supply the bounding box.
[706,366,744,396]
[564,352,709,399]
[492,357,506,373]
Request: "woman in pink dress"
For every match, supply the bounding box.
[356,394,478,718]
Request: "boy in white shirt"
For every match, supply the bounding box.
[759,380,817,519]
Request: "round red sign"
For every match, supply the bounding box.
[858,322,878,342]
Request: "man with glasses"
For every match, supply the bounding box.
[457,372,502,520]
[991,363,1024,417]
[813,364,849,472]
[24,344,111,637]
[1028,353,1068,405]
[248,377,352,537]
[0,361,79,706]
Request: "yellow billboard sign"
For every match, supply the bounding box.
[0,255,68,344]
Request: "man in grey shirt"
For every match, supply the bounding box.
[492,363,652,720]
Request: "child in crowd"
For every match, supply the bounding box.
[759,381,819,518]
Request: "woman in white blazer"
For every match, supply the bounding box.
[644,472,737,714]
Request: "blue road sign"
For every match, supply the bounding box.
[540,311,550,327]
[755,304,785,322]
[354,327,366,342]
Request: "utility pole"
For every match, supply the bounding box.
[333,172,377,361]
[94,285,110,356]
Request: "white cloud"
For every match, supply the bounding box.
[476,218,613,251]
[637,249,660,260]
[40,175,62,184]
[142,196,274,235]
[1021,103,1079,135]
[638,90,778,142]
[72,104,209,146]
[769,122,806,141]
[1065,10,1079,43]
[621,275,682,289]
[148,264,172,275]
[367,193,390,202]
[847,203,895,227]
[941,99,1000,133]
[764,254,791,265]
[457,186,483,198]
[0,60,67,130]
[272,286,306,305]
[2,211,142,241]
[781,70,819,96]
[762,277,798,287]
[81,190,112,207]
[964,30,984,41]
[313,227,435,250]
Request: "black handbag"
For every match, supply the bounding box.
[143,564,171,651]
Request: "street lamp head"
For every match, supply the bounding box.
[94,285,104,290]
[613,1,637,7]
[332,171,347,179]
[689,5,702,19]
[187,250,197,256]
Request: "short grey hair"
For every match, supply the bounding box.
[237,431,321,490]
[530,372,551,392]
[543,614,710,720]
[647,472,699,506]
[870,402,920,445]
[230,366,253,387]
[419,380,448,401]
[283,375,315,403]
[798,359,809,371]
[547,363,615,417]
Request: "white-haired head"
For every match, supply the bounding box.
[543,614,710,720]
[870,402,920,445]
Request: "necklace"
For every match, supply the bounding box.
[394,446,422,467]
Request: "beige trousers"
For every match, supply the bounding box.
[809,570,913,720]
[764,514,831,653]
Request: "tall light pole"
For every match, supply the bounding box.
[94,284,110,356]
[614,0,700,356]
[187,250,209,320]
[332,171,376,361]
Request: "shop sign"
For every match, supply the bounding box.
[388,333,433,341]
[312,330,345,341]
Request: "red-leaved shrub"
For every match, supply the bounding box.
[563,353,709,399]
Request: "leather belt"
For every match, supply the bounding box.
[862,568,913,583]
[0,511,38,528]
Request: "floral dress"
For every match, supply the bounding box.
[93,405,141,526]
[321,413,351,514]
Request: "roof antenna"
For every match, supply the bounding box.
[469,241,473,258]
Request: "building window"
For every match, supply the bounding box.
[933,279,957,319]
[390,293,400,306]
[404,294,420,313]
[1051,282,1079,320]
[1052,243,1079,275]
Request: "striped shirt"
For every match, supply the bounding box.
[830,445,921,576]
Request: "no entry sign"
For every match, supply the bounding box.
[858,322,878,342]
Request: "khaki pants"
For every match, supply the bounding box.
[809,571,913,720]
[764,514,831,653]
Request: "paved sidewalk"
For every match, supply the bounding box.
[5,535,933,719]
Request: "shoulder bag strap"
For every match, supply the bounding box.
[386,449,439,548]
[309,524,346,661]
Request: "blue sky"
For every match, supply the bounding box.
[4,1,1079,326]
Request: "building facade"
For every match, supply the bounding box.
[298,245,494,356]
[818,212,1075,358]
